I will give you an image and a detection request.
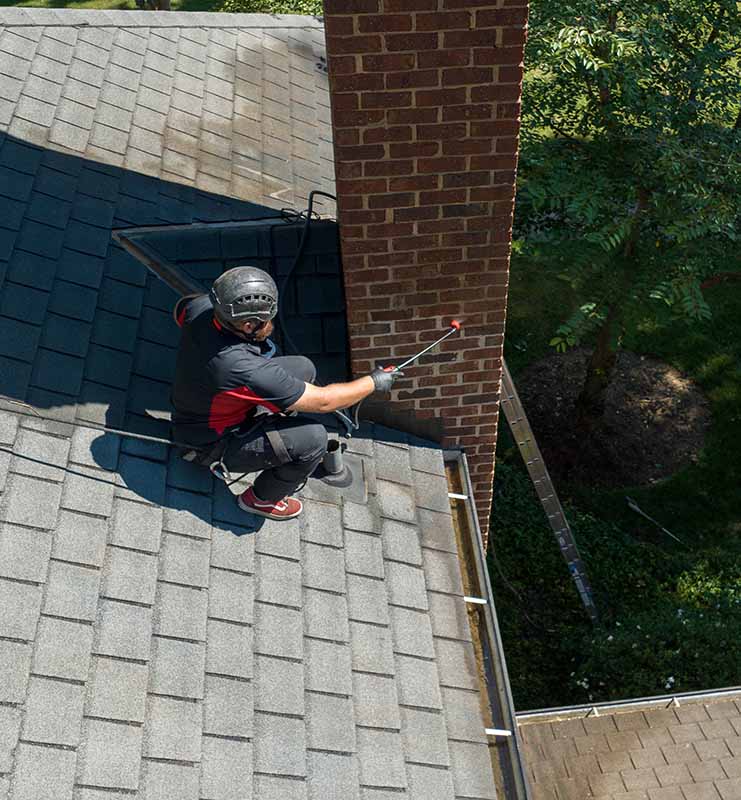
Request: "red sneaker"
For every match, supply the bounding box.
[237,486,303,520]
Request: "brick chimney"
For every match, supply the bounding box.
[323,1,528,539]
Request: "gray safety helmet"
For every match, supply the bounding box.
[210,266,278,329]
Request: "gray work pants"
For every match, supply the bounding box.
[223,356,328,502]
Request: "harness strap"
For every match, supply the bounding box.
[264,424,292,465]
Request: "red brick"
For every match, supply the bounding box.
[470,154,516,170]
[344,268,391,286]
[498,65,523,83]
[443,171,490,188]
[362,53,416,72]
[391,235,439,251]
[442,66,495,85]
[418,218,464,234]
[333,72,386,92]
[364,125,413,143]
[365,222,414,239]
[387,107,439,124]
[358,13,414,32]
[336,178,389,195]
[418,48,471,68]
[337,161,363,179]
[336,143,386,161]
[442,104,493,121]
[474,46,524,65]
[326,34,383,54]
[332,109,385,127]
[442,202,488,218]
[389,141,440,158]
[417,122,468,141]
[340,209,388,225]
[418,247,462,264]
[471,119,520,136]
[394,206,440,223]
[416,87,467,107]
[325,16,355,36]
[471,84,522,102]
[502,26,528,46]
[367,192,415,209]
[389,174,439,191]
[335,129,361,146]
[443,29,496,47]
[442,139,493,156]
[476,7,528,26]
[416,10,473,30]
[420,188,467,205]
[333,93,360,111]
[383,0,436,9]
[417,156,466,174]
[385,69,440,89]
[361,90,413,109]
[386,32,440,51]
[364,159,415,177]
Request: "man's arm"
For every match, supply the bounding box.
[287,377,375,414]
[287,368,401,414]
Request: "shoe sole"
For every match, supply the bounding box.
[237,496,302,520]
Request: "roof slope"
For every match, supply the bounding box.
[0,11,499,800]
[518,694,741,800]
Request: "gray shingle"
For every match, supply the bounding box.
[12,743,76,800]
[61,464,115,517]
[304,588,349,642]
[86,655,148,723]
[409,444,445,476]
[448,740,497,800]
[374,441,413,485]
[12,428,70,483]
[140,761,199,800]
[345,529,384,580]
[307,691,356,753]
[0,524,52,583]
[422,548,464,596]
[77,718,143,791]
[255,516,301,560]
[0,705,21,773]
[434,638,479,692]
[382,519,422,566]
[143,695,201,762]
[154,581,208,640]
[255,600,303,660]
[94,598,152,661]
[117,455,166,506]
[0,639,32,703]
[211,527,254,575]
[4,474,62,529]
[203,674,253,739]
[343,500,380,534]
[395,654,443,710]
[390,606,436,659]
[307,751,360,800]
[44,560,100,621]
[413,471,451,515]
[22,676,85,746]
[377,479,416,523]
[201,737,252,800]
[353,672,401,731]
[407,764,455,800]
[159,532,209,588]
[112,499,162,553]
[385,561,428,611]
[401,707,450,767]
[0,411,19,446]
[33,616,93,681]
[305,637,352,696]
[350,621,395,677]
[208,568,253,625]
[102,546,158,605]
[427,592,472,642]
[302,498,343,547]
[255,653,304,715]
[417,508,458,554]
[347,574,389,626]
[206,618,253,680]
[254,712,306,777]
[163,489,211,539]
[303,541,345,594]
[356,728,407,789]
[52,510,107,567]
[149,636,205,701]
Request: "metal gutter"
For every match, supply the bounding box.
[444,448,532,800]
[517,685,741,722]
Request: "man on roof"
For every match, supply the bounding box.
[171,266,400,521]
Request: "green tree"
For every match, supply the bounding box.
[518,0,740,427]
[219,0,322,14]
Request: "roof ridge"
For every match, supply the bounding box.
[0,8,324,28]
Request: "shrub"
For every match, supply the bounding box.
[219,0,322,13]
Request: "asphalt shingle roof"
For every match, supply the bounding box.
[0,10,499,800]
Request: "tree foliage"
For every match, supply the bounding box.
[219,0,321,14]
[518,0,740,382]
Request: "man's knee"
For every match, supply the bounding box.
[296,356,316,385]
[294,422,327,463]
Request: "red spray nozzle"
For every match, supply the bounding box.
[450,319,462,331]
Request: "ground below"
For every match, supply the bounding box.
[514,346,712,490]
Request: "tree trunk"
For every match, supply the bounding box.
[574,304,619,428]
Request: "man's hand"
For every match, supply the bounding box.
[370,367,403,394]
